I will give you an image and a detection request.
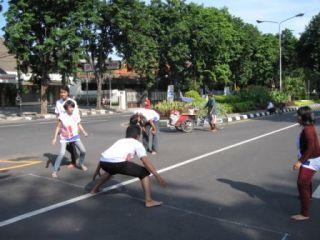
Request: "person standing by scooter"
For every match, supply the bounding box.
[205,94,217,132]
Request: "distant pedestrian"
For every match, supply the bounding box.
[91,125,167,207]
[55,86,80,167]
[51,100,88,178]
[144,97,151,109]
[267,101,275,114]
[205,94,217,131]
[291,106,320,220]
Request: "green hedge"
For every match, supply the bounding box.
[232,101,256,113]
[294,100,316,106]
[155,86,294,117]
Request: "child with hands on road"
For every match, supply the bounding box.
[91,125,167,208]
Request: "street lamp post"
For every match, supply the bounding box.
[257,13,304,91]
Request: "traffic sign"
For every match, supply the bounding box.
[84,63,93,72]
[106,61,121,70]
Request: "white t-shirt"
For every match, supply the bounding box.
[135,109,160,122]
[302,157,320,171]
[59,112,81,143]
[100,138,147,163]
[55,98,79,117]
[267,102,274,109]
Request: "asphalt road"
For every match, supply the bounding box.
[0,112,319,240]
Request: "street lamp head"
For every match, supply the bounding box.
[256,20,263,23]
[295,13,304,17]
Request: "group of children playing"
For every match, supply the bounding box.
[51,86,166,207]
[51,86,320,217]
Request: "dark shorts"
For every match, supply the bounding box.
[100,161,150,179]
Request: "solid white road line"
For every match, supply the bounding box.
[281,233,290,240]
[0,123,298,228]
[312,185,320,199]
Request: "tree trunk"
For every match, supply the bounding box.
[96,73,102,110]
[0,85,5,108]
[40,84,48,114]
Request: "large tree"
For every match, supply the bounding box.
[4,0,83,114]
[298,12,320,91]
[279,29,299,76]
[111,0,159,89]
[75,0,113,109]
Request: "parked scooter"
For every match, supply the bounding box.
[169,109,195,133]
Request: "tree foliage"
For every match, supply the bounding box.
[298,13,320,92]
[4,0,83,113]
[4,0,320,111]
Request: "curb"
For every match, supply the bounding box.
[221,106,299,123]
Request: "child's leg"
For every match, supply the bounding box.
[91,172,111,194]
[74,140,87,169]
[53,142,67,173]
[92,162,102,181]
[143,125,151,151]
[152,122,159,152]
[297,167,315,217]
[67,142,77,165]
[140,176,162,208]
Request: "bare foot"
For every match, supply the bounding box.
[291,214,310,221]
[68,164,76,169]
[145,200,163,208]
[80,165,88,171]
[90,188,101,194]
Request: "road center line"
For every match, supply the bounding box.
[127,195,288,236]
[0,123,298,228]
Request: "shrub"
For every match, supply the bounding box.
[215,95,241,104]
[155,101,192,117]
[294,100,315,106]
[237,86,270,108]
[284,75,307,100]
[270,91,288,104]
[232,101,256,113]
[217,103,234,114]
[185,90,202,100]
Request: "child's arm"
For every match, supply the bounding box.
[52,121,61,145]
[78,123,88,137]
[149,120,157,135]
[141,156,167,187]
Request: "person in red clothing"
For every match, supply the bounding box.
[292,106,320,221]
[144,97,151,109]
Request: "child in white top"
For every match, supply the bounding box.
[91,125,167,208]
[51,100,88,178]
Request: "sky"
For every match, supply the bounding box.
[0,0,319,37]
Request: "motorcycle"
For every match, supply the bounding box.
[168,108,228,133]
[169,109,195,133]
